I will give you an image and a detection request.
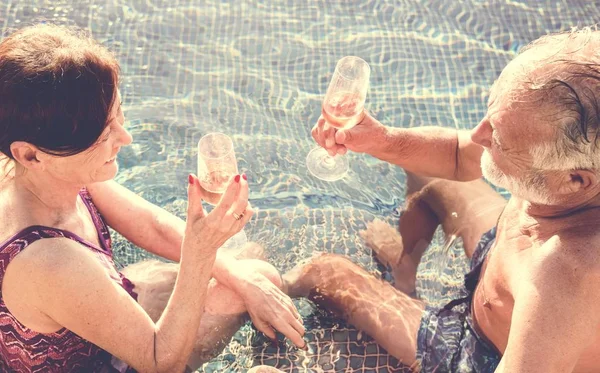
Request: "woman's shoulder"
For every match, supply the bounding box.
[3,233,131,343]
[5,234,103,279]
[3,235,111,308]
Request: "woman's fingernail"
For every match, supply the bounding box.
[188,174,194,185]
[234,174,241,183]
[301,341,309,351]
[242,173,247,181]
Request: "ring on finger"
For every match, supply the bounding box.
[232,211,245,220]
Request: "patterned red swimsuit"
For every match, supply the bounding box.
[0,189,138,372]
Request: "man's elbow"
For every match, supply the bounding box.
[455,148,483,182]
[455,164,484,182]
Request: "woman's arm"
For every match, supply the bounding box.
[87,180,184,262]
[87,180,306,347]
[4,235,212,373]
[87,181,261,288]
[2,175,251,372]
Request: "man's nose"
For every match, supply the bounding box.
[471,119,492,148]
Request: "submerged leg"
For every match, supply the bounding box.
[283,253,424,369]
[362,172,506,293]
[360,188,439,294]
[412,175,506,258]
[247,366,286,373]
[122,242,281,371]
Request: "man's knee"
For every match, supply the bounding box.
[315,253,355,268]
[247,366,285,373]
[306,253,362,280]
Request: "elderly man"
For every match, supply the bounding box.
[284,29,600,372]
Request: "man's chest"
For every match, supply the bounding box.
[472,220,543,353]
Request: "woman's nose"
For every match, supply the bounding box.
[117,125,133,146]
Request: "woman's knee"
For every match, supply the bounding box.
[239,259,283,289]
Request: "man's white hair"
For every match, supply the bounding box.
[521,26,600,172]
[529,138,599,171]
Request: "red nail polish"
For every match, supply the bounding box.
[242,173,247,181]
[188,174,194,185]
[234,174,241,183]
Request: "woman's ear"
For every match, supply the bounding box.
[9,141,43,170]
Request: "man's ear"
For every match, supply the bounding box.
[556,169,598,195]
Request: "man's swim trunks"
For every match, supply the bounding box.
[416,227,501,372]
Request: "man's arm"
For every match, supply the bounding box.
[313,113,484,181]
[373,126,483,181]
[496,241,600,373]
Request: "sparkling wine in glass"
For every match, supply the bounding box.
[306,56,370,181]
[197,132,248,251]
[321,91,366,129]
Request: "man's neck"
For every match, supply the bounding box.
[515,193,600,219]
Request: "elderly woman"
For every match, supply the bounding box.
[0,24,305,372]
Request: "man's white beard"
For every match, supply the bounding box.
[480,150,552,205]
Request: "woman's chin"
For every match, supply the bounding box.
[99,160,119,181]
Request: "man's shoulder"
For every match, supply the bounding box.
[554,220,600,252]
[538,229,600,279]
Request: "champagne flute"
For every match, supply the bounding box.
[197,132,248,252]
[306,56,370,181]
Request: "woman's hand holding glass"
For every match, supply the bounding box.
[194,134,306,348]
[197,132,248,251]
[197,132,239,204]
[184,173,253,253]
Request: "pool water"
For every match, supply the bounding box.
[2,0,599,371]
